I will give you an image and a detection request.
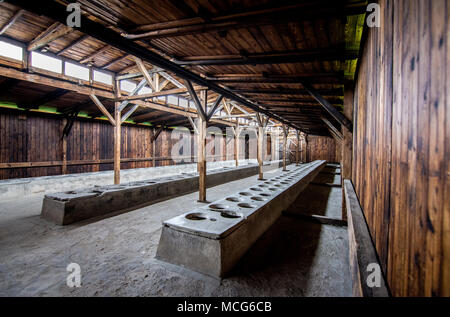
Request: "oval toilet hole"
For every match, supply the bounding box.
[239,192,252,196]
[260,193,271,197]
[209,204,229,210]
[269,188,278,191]
[221,212,242,219]
[251,196,267,202]
[250,187,262,191]
[226,197,241,202]
[185,213,208,221]
[258,184,268,188]
[238,203,257,209]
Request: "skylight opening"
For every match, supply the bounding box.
[121,80,137,93]
[0,40,23,61]
[31,52,62,73]
[167,95,178,105]
[65,61,89,81]
[179,98,188,108]
[138,86,152,95]
[93,70,112,85]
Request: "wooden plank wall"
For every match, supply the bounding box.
[352,0,449,296]
[305,135,339,163]
[0,111,228,180]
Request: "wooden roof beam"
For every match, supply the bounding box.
[13,0,304,132]
[0,9,25,36]
[321,116,343,140]
[89,94,115,125]
[57,35,89,56]
[118,86,202,102]
[28,22,72,51]
[232,88,343,96]
[302,82,353,132]
[122,2,367,40]
[176,50,358,66]
[80,45,110,64]
[102,54,130,70]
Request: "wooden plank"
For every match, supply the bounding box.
[197,115,207,202]
[28,22,72,51]
[133,57,155,90]
[89,94,115,126]
[0,9,25,36]
[184,80,207,121]
[117,86,199,101]
[341,86,354,220]
[344,179,390,297]
[303,82,353,132]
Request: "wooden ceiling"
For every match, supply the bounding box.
[0,0,367,136]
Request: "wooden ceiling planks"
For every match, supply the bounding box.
[0,0,367,135]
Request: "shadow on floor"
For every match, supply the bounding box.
[285,165,342,219]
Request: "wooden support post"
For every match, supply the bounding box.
[152,129,156,167]
[114,103,121,185]
[197,115,207,202]
[282,125,289,171]
[113,80,121,184]
[257,125,264,180]
[341,86,354,220]
[256,113,265,180]
[234,125,240,166]
[296,130,300,166]
[61,118,67,175]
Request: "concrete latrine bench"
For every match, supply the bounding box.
[156,160,327,278]
[40,162,285,226]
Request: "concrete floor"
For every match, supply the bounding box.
[0,164,351,297]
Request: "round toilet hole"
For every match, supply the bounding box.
[221,211,242,219]
[185,213,208,221]
[238,203,257,209]
[251,196,267,202]
[209,204,229,210]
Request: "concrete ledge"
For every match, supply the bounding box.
[156,160,326,278]
[343,179,390,297]
[0,159,285,201]
[40,161,286,226]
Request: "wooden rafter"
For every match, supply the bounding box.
[302,83,353,132]
[321,116,343,140]
[57,35,89,56]
[121,2,366,40]
[102,54,130,70]
[206,95,224,121]
[0,9,25,36]
[176,49,358,66]
[80,45,110,64]
[134,57,156,90]
[28,22,72,51]
[184,80,207,121]
[89,94,115,126]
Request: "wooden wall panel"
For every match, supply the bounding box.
[305,135,339,163]
[0,111,198,179]
[352,0,449,296]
